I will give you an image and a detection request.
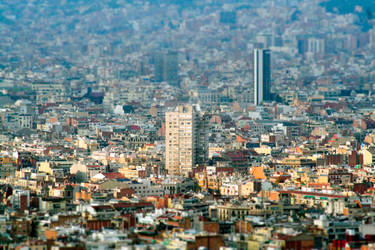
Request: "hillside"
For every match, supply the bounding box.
[320,0,375,31]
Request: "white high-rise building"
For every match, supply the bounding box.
[165,105,208,176]
[369,28,375,48]
[307,38,325,55]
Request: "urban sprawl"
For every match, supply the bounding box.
[1,0,375,249]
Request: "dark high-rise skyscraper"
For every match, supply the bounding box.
[254,49,271,106]
[154,53,164,82]
[154,51,179,87]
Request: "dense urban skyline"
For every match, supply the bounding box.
[1,0,375,249]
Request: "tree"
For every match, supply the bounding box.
[74,171,88,183]
[30,219,40,238]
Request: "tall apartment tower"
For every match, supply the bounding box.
[165,105,208,176]
[155,50,179,87]
[307,38,325,55]
[254,49,271,106]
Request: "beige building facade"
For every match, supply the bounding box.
[165,105,207,176]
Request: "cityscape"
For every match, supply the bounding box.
[1,0,375,249]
